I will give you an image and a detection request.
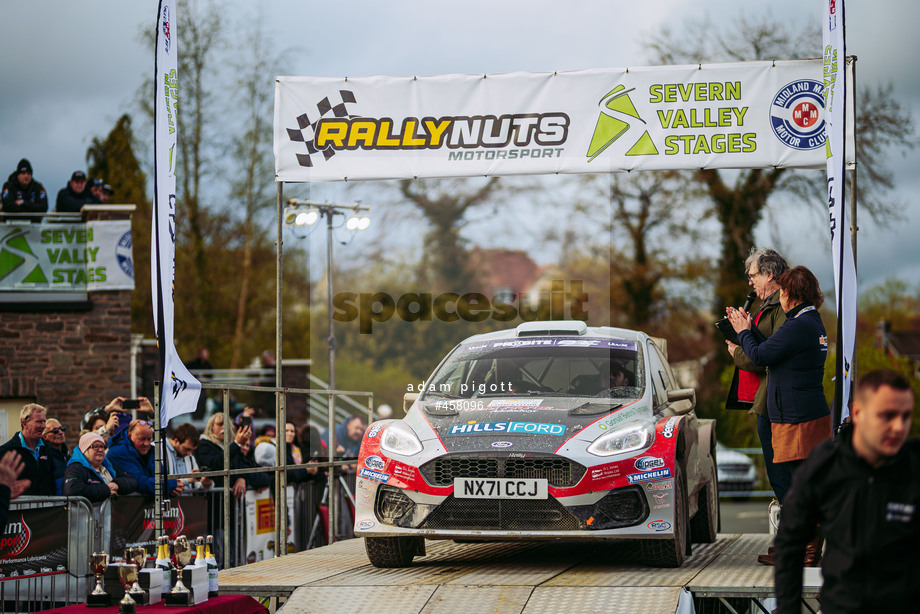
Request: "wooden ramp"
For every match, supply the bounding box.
[218,534,820,614]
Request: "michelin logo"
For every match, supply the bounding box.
[627,468,671,484]
[358,468,390,484]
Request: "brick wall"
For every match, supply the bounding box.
[0,205,135,436]
[0,291,132,434]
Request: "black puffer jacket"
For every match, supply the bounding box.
[2,159,49,214]
[774,430,920,613]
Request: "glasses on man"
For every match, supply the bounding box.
[747,271,761,282]
[47,427,67,434]
[88,443,107,451]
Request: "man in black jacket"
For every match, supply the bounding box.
[0,404,56,496]
[55,170,99,213]
[774,369,918,613]
[1,158,48,216]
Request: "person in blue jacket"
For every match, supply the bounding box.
[728,265,832,471]
[106,419,184,497]
[63,432,137,503]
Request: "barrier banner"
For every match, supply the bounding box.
[243,489,275,563]
[0,506,68,581]
[152,0,201,425]
[109,496,207,554]
[275,59,855,182]
[0,221,134,291]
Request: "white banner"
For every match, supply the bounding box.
[0,221,134,291]
[274,59,855,182]
[243,489,283,562]
[153,0,200,426]
[824,0,855,422]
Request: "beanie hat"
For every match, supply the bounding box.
[16,158,32,174]
[254,441,276,467]
[79,432,105,454]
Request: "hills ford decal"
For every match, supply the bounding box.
[447,422,565,436]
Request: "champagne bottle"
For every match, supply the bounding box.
[205,535,219,597]
[154,535,173,588]
[195,536,206,567]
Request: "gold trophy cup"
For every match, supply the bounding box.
[86,552,110,607]
[125,546,148,605]
[117,563,138,614]
[164,536,194,606]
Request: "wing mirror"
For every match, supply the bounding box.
[666,388,696,415]
[403,392,419,413]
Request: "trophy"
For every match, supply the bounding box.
[124,546,148,605]
[87,552,111,607]
[164,536,194,606]
[117,563,139,614]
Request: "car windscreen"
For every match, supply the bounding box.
[420,337,644,400]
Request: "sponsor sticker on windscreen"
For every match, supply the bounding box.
[454,477,548,500]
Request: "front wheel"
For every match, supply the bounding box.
[690,461,719,544]
[364,536,425,568]
[640,463,689,568]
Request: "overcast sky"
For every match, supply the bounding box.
[2,0,918,297]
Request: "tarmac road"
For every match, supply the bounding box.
[719,499,772,534]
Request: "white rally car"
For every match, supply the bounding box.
[354,321,718,567]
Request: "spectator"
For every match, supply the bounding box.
[55,170,99,213]
[89,178,104,202]
[322,415,367,459]
[165,423,212,491]
[253,423,313,484]
[196,413,250,499]
[299,424,327,461]
[185,347,214,372]
[1,158,48,217]
[774,369,918,613]
[728,265,831,566]
[100,184,114,204]
[106,419,184,497]
[79,396,139,440]
[42,418,71,495]
[0,451,29,530]
[62,433,137,503]
[233,435,272,492]
[725,249,793,510]
[0,404,55,496]
[286,422,303,464]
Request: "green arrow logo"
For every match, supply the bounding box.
[587,85,658,161]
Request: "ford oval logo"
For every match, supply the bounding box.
[491,441,512,448]
[364,455,386,471]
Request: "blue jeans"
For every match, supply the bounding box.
[757,414,793,504]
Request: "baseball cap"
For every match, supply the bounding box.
[91,178,104,188]
[71,170,87,182]
[102,184,114,194]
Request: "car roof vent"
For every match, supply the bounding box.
[515,320,588,337]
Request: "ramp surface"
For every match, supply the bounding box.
[219,534,803,613]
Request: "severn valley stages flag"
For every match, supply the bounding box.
[824,0,855,424]
[152,0,200,426]
[274,59,855,182]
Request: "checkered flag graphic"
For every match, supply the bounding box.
[286,90,357,167]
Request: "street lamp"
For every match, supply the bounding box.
[284,199,370,394]
[284,198,370,543]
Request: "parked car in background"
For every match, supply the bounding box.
[715,441,756,493]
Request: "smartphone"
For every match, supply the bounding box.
[122,399,141,410]
[238,416,253,430]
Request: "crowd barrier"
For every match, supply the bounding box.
[0,474,357,612]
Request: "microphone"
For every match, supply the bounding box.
[742,291,757,312]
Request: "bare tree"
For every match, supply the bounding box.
[645,12,916,312]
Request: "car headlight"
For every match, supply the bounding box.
[587,424,652,457]
[379,422,423,456]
